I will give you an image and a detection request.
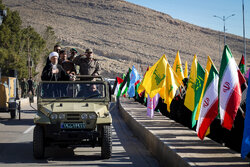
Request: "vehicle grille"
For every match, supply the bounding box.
[66,113,80,121]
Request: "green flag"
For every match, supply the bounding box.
[191,62,205,128]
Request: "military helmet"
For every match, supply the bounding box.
[85,48,93,53]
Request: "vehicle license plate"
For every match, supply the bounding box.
[61,123,85,129]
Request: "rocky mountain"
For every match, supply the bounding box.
[2,0,250,78]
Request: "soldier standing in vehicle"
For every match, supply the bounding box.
[60,50,76,77]
[73,48,101,77]
[69,48,78,61]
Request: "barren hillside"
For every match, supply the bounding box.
[2,0,250,78]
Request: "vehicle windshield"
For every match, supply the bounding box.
[39,82,105,99]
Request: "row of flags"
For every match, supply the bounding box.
[113,45,249,159]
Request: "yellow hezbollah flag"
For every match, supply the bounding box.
[137,66,150,95]
[137,82,145,95]
[184,55,197,111]
[165,63,182,112]
[173,51,184,82]
[184,61,188,78]
[142,55,168,98]
[195,56,215,120]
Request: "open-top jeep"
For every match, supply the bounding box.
[33,76,112,159]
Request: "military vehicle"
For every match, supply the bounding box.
[33,76,112,159]
[0,69,20,119]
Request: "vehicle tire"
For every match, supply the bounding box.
[101,125,112,159]
[33,125,45,159]
[10,109,16,119]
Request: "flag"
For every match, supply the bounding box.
[195,56,216,136]
[245,68,250,79]
[184,55,197,111]
[173,51,184,82]
[196,65,219,140]
[137,66,150,96]
[164,63,182,112]
[141,55,167,98]
[128,66,141,97]
[196,56,215,120]
[114,77,124,96]
[238,54,245,75]
[219,45,246,130]
[184,55,205,127]
[135,82,141,100]
[191,62,205,127]
[117,68,132,97]
[184,61,188,78]
[147,93,160,118]
[241,73,250,159]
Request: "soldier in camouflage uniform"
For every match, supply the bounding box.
[20,78,28,98]
[73,48,101,77]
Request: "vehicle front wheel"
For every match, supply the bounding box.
[101,125,112,159]
[33,125,45,159]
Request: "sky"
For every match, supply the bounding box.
[125,0,250,39]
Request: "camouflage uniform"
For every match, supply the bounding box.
[20,79,28,98]
[73,56,101,76]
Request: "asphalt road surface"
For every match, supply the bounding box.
[0,98,159,167]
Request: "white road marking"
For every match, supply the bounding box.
[23,125,35,134]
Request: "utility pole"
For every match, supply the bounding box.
[219,31,221,57]
[242,0,247,72]
[27,35,32,78]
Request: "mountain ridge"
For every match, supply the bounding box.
[2,0,249,78]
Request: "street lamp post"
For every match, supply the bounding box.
[242,0,247,72]
[213,14,235,46]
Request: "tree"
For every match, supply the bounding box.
[0,1,46,79]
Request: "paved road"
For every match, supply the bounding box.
[0,99,159,167]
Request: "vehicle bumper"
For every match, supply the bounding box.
[43,124,99,141]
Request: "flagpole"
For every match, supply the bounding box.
[242,0,247,72]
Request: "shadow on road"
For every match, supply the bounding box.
[0,140,134,166]
[0,118,34,126]
[0,142,48,164]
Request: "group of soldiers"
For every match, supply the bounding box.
[20,44,101,98]
[41,45,101,81]
[19,77,36,98]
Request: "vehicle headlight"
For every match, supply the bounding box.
[81,113,88,120]
[89,113,97,119]
[58,113,65,120]
[50,113,58,120]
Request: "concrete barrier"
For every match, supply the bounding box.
[118,97,250,167]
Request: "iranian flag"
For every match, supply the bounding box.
[114,77,124,96]
[218,45,246,130]
[196,65,219,140]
